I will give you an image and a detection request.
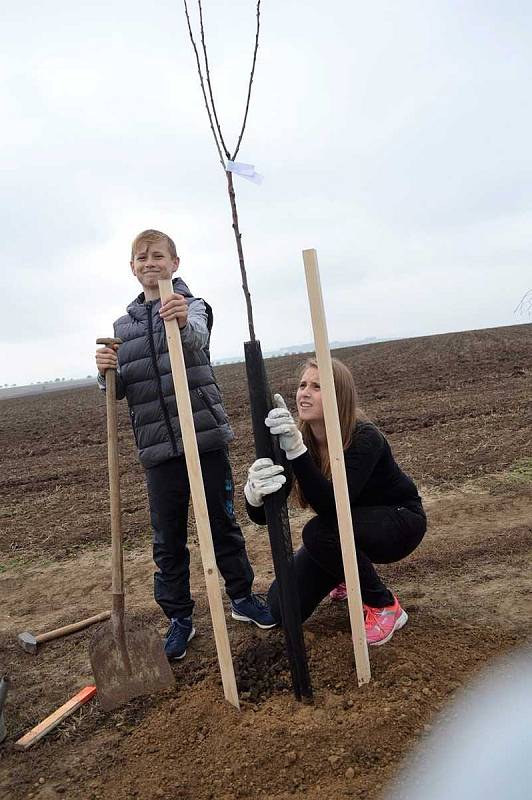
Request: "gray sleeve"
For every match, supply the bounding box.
[96,370,126,400]
[180,298,210,351]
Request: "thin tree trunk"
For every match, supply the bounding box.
[226,170,255,341]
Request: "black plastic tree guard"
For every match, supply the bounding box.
[244,339,312,701]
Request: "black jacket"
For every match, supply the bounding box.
[99,277,233,468]
[247,421,423,524]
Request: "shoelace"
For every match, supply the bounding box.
[251,593,267,608]
[364,606,379,627]
[364,604,395,632]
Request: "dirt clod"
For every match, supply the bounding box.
[235,636,290,701]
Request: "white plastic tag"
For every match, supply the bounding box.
[226,160,264,185]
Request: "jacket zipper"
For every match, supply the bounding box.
[146,302,179,455]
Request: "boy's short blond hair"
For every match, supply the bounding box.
[131,229,178,260]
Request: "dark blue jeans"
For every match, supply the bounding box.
[268,503,426,623]
[146,449,254,619]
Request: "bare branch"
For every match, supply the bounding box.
[514,289,532,316]
[198,1,230,160]
[182,1,261,341]
[183,0,226,169]
[231,0,261,161]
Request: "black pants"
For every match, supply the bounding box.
[268,503,426,624]
[146,450,254,620]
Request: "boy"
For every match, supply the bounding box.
[95,229,275,660]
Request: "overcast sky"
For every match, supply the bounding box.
[2,1,531,385]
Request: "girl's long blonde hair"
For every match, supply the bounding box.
[295,357,365,508]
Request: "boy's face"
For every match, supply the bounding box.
[130,240,179,291]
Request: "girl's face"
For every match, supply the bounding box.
[296,367,324,424]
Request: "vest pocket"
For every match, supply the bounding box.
[130,409,139,446]
[196,388,220,425]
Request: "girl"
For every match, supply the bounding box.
[244,358,426,646]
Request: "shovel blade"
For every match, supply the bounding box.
[89,619,174,711]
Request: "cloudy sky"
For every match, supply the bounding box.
[2,1,531,385]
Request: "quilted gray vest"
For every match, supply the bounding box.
[113,277,233,468]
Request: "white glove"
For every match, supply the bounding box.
[244,458,287,507]
[264,394,307,461]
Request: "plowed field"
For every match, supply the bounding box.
[1,323,531,800]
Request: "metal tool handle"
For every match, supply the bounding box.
[0,676,8,744]
[0,676,9,713]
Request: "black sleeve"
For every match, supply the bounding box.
[245,500,267,525]
[290,425,385,517]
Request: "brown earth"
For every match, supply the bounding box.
[0,323,531,800]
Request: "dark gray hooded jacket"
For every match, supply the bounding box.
[98,277,233,468]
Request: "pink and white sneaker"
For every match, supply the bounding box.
[329,582,348,602]
[364,596,408,646]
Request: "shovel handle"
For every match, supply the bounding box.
[106,369,124,598]
[97,345,124,601]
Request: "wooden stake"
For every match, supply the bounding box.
[158,279,240,710]
[15,686,96,750]
[302,249,371,686]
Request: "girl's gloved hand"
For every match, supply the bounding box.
[244,458,286,507]
[265,394,307,460]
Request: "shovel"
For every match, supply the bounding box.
[89,337,174,711]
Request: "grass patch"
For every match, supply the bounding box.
[455,458,532,496]
[505,458,532,483]
[0,553,59,574]
[0,556,29,573]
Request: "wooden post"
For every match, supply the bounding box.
[302,249,371,686]
[158,280,240,710]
